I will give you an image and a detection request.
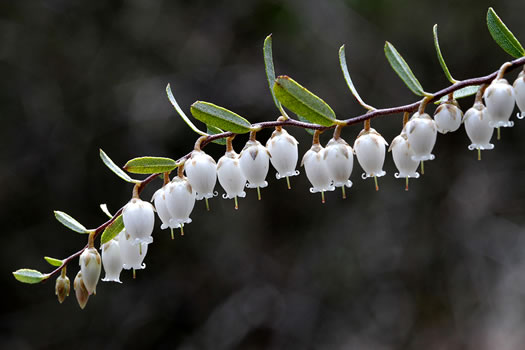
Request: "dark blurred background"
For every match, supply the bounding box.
[3,0,525,349]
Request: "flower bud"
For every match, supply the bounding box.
[390,133,420,179]
[55,274,70,304]
[185,150,217,200]
[79,247,101,295]
[119,230,148,270]
[404,112,437,161]
[165,176,195,229]
[301,143,334,194]
[122,198,155,246]
[266,128,300,179]
[217,150,246,200]
[73,271,89,310]
[101,239,123,283]
[434,102,463,134]
[513,71,525,118]
[151,186,172,230]
[463,102,494,151]
[323,137,353,189]
[484,78,516,128]
[240,140,271,189]
[353,128,388,179]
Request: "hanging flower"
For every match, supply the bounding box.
[55,274,70,304]
[101,239,123,283]
[404,112,437,162]
[73,271,89,310]
[301,143,334,195]
[185,150,218,200]
[353,128,388,179]
[151,186,172,230]
[513,70,525,119]
[484,78,516,128]
[79,247,101,295]
[266,128,299,180]
[239,139,271,191]
[165,175,195,229]
[463,102,494,151]
[122,198,155,246]
[390,133,420,179]
[217,147,246,208]
[324,136,353,189]
[119,230,148,271]
[434,101,463,134]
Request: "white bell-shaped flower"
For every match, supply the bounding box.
[101,239,123,283]
[353,128,388,180]
[463,102,494,152]
[390,133,420,180]
[217,150,246,207]
[151,186,172,230]
[165,175,195,229]
[266,128,300,180]
[301,143,335,196]
[324,137,353,190]
[122,198,155,246]
[434,102,463,134]
[119,230,148,270]
[404,112,437,162]
[185,150,217,200]
[484,78,516,128]
[239,139,271,191]
[79,247,101,295]
[513,71,525,119]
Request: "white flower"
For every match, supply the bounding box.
[404,112,437,162]
[463,102,494,151]
[266,128,300,179]
[151,186,172,230]
[353,128,388,179]
[79,247,101,295]
[434,102,463,134]
[122,198,155,246]
[119,230,148,270]
[513,71,525,119]
[185,150,217,200]
[239,140,271,189]
[165,176,195,229]
[323,137,353,189]
[484,78,516,128]
[73,271,89,309]
[301,143,335,194]
[101,239,123,283]
[217,150,246,201]
[389,133,420,179]
[55,274,70,304]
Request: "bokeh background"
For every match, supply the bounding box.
[3,0,525,349]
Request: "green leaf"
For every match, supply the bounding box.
[13,269,48,284]
[100,215,124,245]
[190,101,252,134]
[44,256,63,267]
[99,204,113,219]
[435,85,480,104]
[166,84,208,136]
[54,211,89,234]
[384,41,426,96]
[339,45,373,110]
[433,24,456,83]
[487,8,525,58]
[263,34,287,115]
[206,125,227,145]
[124,156,177,174]
[273,75,336,126]
[99,149,139,184]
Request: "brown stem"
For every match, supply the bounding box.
[249,130,257,141]
[226,135,235,152]
[163,172,170,185]
[475,84,489,104]
[418,96,433,115]
[132,183,140,199]
[312,130,322,145]
[88,231,95,249]
[333,125,344,140]
[194,136,207,151]
[447,92,454,102]
[177,162,185,178]
[496,62,513,80]
[402,112,409,127]
[364,119,370,131]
